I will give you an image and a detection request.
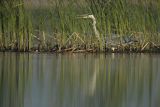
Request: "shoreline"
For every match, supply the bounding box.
[0,46,160,53]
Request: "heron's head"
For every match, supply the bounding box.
[77,14,96,20]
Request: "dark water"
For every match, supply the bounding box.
[0,53,160,107]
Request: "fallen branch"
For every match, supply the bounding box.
[141,42,149,51]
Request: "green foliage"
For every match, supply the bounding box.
[0,0,160,51]
[0,0,32,51]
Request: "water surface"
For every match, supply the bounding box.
[0,53,160,107]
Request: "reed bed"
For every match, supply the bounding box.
[0,0,160,52]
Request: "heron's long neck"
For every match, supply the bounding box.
[92,20,100,39]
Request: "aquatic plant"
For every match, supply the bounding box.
[0,0,33,51]
[0,0,160,52]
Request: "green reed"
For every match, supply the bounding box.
[0,0,32,51]
[0,0,160,51]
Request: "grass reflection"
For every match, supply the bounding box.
[0,53,32,107]
[0,53,160,107]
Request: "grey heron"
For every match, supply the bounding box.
[77,14,140,48]
[77,14,122,40]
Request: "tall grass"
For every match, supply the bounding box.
[0,0,32,51]
[0,0,160,52]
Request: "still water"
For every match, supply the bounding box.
[0,53,160,107]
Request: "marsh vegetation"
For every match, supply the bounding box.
[0,0,160,52]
